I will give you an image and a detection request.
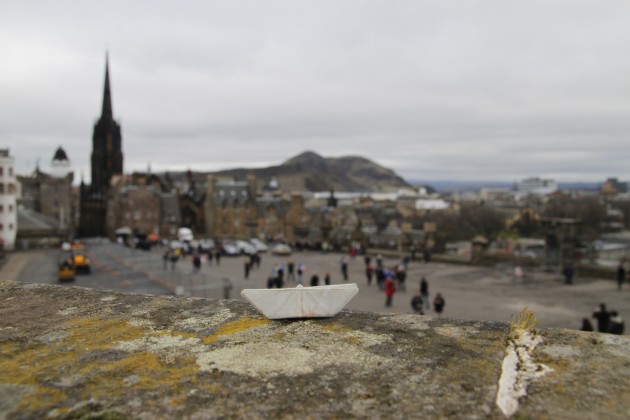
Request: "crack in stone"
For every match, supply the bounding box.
[496,330,552,417]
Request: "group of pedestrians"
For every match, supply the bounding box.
[410,277,445,316]
[581,303,625,335]
[267,261,306,288]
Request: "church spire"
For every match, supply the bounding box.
[101,52,113,118]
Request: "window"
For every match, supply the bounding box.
[8,184,14,194]
[9,204,13,212]
[0,184,3,194]
[0,205,3,212]
[8,167,12,176]
[0,167,3,176]
[8,224,13,230]
[0,224,3,231]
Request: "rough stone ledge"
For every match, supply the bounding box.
[1,280,628,419]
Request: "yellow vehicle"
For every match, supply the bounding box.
[70,244,91,273]
[57,253,75,282]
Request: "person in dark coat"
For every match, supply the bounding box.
[580,318,594,332]
[310,273,319,287]
[433,293,445,316]
[365,264,374,286]
[592,303,610,333]
[287,261,295,282]
[324,273,331,285]
[244,259,251,280]
[563,262,574,285]
[411,292,423,315]
[617,263,626,291]
[420,277,430,310]
[340,257,349,281]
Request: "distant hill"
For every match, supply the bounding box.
[209,151,411,192]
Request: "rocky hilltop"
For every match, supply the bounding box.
[211,150,411,192]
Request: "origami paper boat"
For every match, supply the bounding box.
[241,283,359,319]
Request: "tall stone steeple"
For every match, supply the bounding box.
[90,53,123,192]
[101,53,113,118]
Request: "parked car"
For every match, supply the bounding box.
[235,240,257,255]
[199,239,216,252]
[221,242,239,256]
[271,243,292,256]
[250,238,269,253]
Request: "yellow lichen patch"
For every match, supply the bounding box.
[202,317,269,345]
[0,341,76,386]
[16,386,68,412]
[77,353,200,400]
[344,337,361,345]
[272,332,287,340]
[322,323,353,333]
[65,317,147,350]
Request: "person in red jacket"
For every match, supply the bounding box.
[384,275,396,307]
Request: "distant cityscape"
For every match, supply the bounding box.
[1,57,629,276]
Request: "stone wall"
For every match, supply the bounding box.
[1,280,628,419]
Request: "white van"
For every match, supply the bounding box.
[177,227,194,242]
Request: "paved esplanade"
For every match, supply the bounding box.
[3,242,629,330]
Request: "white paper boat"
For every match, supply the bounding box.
[241,283,359,319]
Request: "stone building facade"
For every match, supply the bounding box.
[106,174,180,240]
[203,175,258,240]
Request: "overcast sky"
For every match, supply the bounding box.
[2,1,629,184]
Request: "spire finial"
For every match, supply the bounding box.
[102,52,113,118]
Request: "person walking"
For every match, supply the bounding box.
[192,253,201,273]
[340,257,349,281]
[384,275,396,307]
[162,249,170,270]
[296,263,305,285]
[420,277,430,310]
[396,264,406,292]
[310,273,320,287]
[365,263,374,286]
[287,261,295,282]
[244,258,251,280]
[433,293,445,316]
[376,254,383,270]
[563,262,574,285]
[617,263,626,291]
[170,248,180,271]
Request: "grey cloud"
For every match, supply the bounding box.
[2,1,629,183]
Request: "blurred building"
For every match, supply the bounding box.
[16,147,75,248]
[106,173,181,240]
[0,149,17,250]
[517,177,557,196]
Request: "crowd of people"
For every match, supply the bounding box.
[156,241,629,332]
